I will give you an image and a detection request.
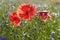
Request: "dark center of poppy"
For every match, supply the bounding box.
[25,11,28,15]
[41,12,47,16]
[13,17,20,23]
[13,17,17,20]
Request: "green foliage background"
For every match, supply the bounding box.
[0,0,60,40]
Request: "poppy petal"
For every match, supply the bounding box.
[9,12,21,26]
[38,11,51,22]
[16,4,36,21]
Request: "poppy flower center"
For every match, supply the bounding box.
[13,17,17,20]
[13,17,19,22]
[42,13,45,16]
[25,11,28,15]
[40,12,48,16]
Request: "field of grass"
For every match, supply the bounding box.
[0,0,60,40]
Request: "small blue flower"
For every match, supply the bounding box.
[6,10,10,14]
[0,36,6,40]
[51,31,55,35]
[23,31,27,36]
[45,16,49,18]
[39,27,42,30]
[1,21,6,26]
[34,27,36,30]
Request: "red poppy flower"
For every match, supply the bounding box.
[16,4,36,21]
[9,12,21,26]
[38,11,51,22]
